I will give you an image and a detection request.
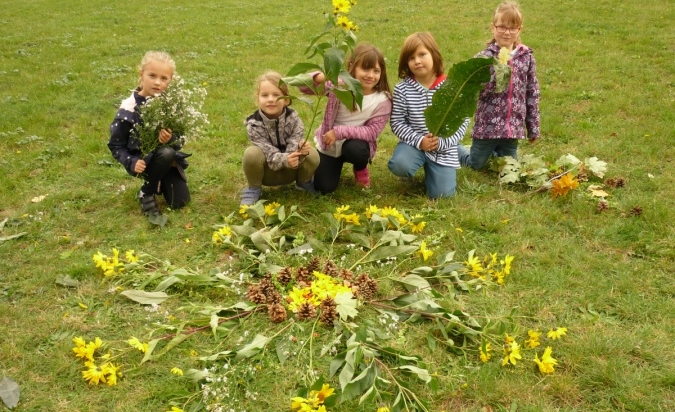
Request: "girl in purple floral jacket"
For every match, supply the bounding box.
[458,1,540,170]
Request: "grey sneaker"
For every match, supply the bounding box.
[240,187,262,206]
[138,190,160,216]
[295,180,318,194]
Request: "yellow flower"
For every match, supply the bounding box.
[501,340,522,366]
[465,252,483,278]
[343,212,361,226]
[534,346,558,374]
[127,337,149,353]
[365,204,380,219]
[551,173,579,198]
[409,219,426,233]
[498,46,511,65]
[335,16,354,30]
[211,231,223,244]
[239,204,249,218]
[167,407,184,412]
[78,302,88,309]
[101,362,120,386]
[72,336,86,348]
[524,330,541,348]
[334,204,350,219]
[264,202,280,216]
[170,367,183,376]
[332,0,351,14]
[480,342,492,362]
[125,250,139,263]
[291,396,308,411]
[82,362,106,385]
[377,407,390,412]
[501,254,514,275]
[417,241,433,261]
[547,327,568,340]
[313,383,335,403]
[92,251,106,268]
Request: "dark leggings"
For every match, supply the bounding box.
[314,139,370,194]
[141,146,190,208]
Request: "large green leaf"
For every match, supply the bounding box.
[425,57,494,136]
[120,290,169,305]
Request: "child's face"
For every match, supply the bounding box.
[353,63,381,95]
[407,45,434,81]
[138,61,173,97]
[492,16,521,50]
[257,80,288,119]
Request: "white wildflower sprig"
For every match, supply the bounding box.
[135,75,209,155]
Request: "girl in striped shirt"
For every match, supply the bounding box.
[387,32,469,199]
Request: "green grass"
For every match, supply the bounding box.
[1,0,675,411]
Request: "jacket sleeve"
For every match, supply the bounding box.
[333,98,392,143]
[246,122,289,171]
[390,84,425,148]
[108,119,139,175]
[525,55,541,139]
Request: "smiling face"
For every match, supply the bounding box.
[257,80,288,119]
[353,63,381,95]
[492,15,522,50]
[138,60,173,97]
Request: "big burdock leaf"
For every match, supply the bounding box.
[425,57,494,136]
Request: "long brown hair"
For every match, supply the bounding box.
[397,32,444,80]
[347,43,391,95]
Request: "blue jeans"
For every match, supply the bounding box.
[388,142,456,199]
[458,139,519,169]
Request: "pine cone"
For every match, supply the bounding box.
[259,276,277,300]
[268,303,287,323]
[319,297,338,327]
[322,259,340,277]
[296,266,310,286]
[629,206,643,216]
[596,200,609,213]
[576,171,588,182]
[296,302,317,321]
[305,256,321,274]
[352,273,378,301]
[605,177,626,188]
[267,290,282,305]
[277,266,293,285]
[246,285,267,304]
[339,268,354,282]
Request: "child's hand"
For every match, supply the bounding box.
[313,72,326,84]
[158,128,172,144]
[299,141,311,155]
[322,130,336,147]
[287,152,301,169]
[420,133,439,152]
[134,159,147,174]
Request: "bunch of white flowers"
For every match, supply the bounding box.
[135,75,209,155]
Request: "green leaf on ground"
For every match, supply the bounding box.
[147,213,168,228]
[120,290,169,305]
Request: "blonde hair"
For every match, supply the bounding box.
[255,71,291,105]
[489,1,524,46]
[137,51,176,89]
[347,43,391,95]
[397,32,444,80]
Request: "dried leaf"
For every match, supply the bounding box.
[0,376,20,409]
[587,185,609,197]
[31,195,47,203]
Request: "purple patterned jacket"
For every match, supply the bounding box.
[472,43,540,141]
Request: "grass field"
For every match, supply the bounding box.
[1,0,674,411]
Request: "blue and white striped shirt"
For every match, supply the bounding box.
[390,76,469,168]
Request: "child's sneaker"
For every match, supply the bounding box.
[138,190,160,216]
[240,187,262,206]
[354,167,370,188]
[295,180,318,195]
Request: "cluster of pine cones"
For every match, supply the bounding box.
[245,257,378,325]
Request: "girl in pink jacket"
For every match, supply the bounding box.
[308,44,392,194]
